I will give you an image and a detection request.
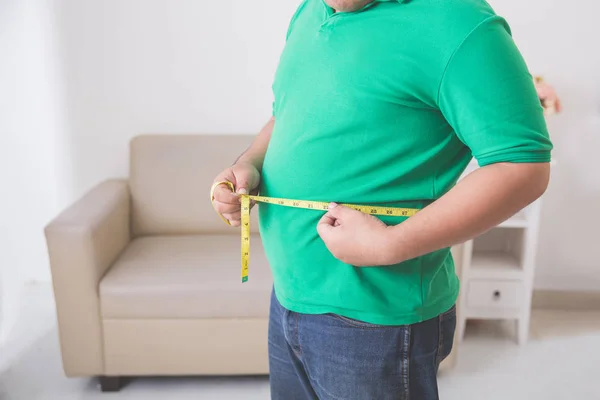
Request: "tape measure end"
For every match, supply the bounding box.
[242,276,249,283]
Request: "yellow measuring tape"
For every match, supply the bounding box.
[211,181,419,283]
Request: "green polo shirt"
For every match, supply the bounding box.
[259,0,552,325]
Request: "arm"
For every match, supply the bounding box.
[385,162,549,263]
[211,118,274,226]
[45,179,130,376]
[235,117,275,172]
[318,162,549,266]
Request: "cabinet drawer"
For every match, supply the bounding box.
[467,280,524,309]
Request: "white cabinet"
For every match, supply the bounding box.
[466,280,525,309]
[455,160,545,345]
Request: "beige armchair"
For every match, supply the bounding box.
[45,135,273,391]
[46,134,460,392]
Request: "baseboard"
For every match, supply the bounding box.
[532,290,600,311]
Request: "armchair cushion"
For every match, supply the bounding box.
[99,235,272,319]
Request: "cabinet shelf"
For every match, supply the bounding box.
[456,161,553,346]
[468,251,524,280]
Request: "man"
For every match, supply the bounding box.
[212,0,553,398]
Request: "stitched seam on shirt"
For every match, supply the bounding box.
[476,147,550,160]
[275,286,460,325]
[436,16,500,106]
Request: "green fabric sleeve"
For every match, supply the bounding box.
[273,1,309,118]
[286,0,308,40]
[438,16,553,166]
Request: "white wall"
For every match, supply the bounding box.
[2,0,598,301]
[54,0,296,202]
[0,0,68,343]
[53,0,600,290]
[490,0,600,290]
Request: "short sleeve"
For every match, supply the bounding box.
[286,0,308,41]
[438,16,553,166]
[272,1,308,118]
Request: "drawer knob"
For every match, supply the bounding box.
[493,290,501,300]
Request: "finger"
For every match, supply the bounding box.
[319,212,337,227]
[212,184,240,205]
[236,196,256,207]
[222,211,241,222]
[212,200,240,215]
[232,166,260,194]
[327,203,360,219]
[537,87,551,98]
[317,221,334,238]
[246,199,258,209]
[317,212,337,238]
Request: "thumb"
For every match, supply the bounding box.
[326,203,357,219]
[232,164,259,194]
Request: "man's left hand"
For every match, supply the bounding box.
[317,203,393,266]
[534,77,562,115]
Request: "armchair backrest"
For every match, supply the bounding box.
[129,134,257,236]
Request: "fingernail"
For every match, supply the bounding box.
[238,188,248,195]
[328,202,338,210]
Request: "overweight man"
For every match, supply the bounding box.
[211,0,553,398]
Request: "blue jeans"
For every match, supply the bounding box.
[268,290,456,400]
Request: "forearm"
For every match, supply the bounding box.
[236,117,275,171]
[386,162,550,263]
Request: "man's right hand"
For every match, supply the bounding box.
[211,162,261,227]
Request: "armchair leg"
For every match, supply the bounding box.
[99,376,122,392]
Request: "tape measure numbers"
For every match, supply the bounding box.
[210,181,420,283]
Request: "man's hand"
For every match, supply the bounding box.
[383,162,550,265]
[212,162,260,227]
[317,203,392,266]
[534,77,561,115]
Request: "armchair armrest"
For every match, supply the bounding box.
[45,179,130,376]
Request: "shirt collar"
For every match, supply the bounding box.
[357,0,406,12]
[324,0,407,15]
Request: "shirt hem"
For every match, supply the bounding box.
[477,151,551,167]
[274,287,460,326]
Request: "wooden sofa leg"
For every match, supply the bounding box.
[100,376,122,392]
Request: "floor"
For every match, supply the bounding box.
[1,283,600,400]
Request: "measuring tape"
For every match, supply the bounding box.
[211,181,420,283]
